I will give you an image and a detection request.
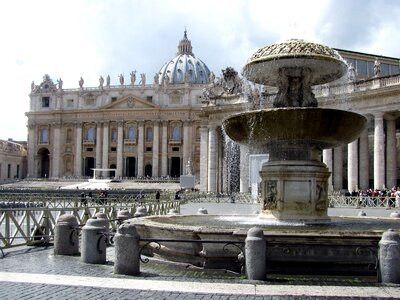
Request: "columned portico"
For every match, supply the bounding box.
[161,121,168,176]
[386,116,397,188]
[51,123,61,178]
[347,139,359,192]
[137,121,144,177]
[207,125,217,192]
[199,126,209,191]
[116,122,124,178]
[322,149,333,191]
[374,113,385,189]
[239,145,249,193]
[74,123,82,176]
[95,122,102,169]
[101,122,109,177]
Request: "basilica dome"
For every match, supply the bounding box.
[157,31,211,85]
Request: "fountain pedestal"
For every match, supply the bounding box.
[260,160,330,223]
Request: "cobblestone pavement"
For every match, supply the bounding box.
[0,245,399,300]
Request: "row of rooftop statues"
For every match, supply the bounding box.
[31,58,383,93]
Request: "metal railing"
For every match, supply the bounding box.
[0,200,180,250]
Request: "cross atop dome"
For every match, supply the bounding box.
[177,29,194,56]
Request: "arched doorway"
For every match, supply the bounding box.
[109,164,116,178]
[126,157,136,177]
[170,157,180,178]
[84,157,95,177]
[38,148,50,178]
[145,164,152,177]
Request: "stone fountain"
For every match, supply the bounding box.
[223,39,366,223]
[127,39,400,275]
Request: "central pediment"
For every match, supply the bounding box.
[103,95,159,109]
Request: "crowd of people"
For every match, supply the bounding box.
[344,186,400,208]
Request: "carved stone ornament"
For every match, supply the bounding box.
[202,67,243,100]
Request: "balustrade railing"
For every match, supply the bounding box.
[0,200,180,250]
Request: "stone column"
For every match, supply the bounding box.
[137,121,144,177]
[183,121,191,174]
[102,122,109,176]
[386,116,397,189]
[95,122,102,169]
[116,121,124,178]
[359,127,369,190]
[27,124,36,178]
[52,123,61,178]
[74,123,82,177]
[333,146,343,190]
[207,125,217,193]
[348,139,358,192]
[152,121,160,177]
[199,126,209,192]
[323,149,333,191]
[161,121,168,176]
[240,145,249,193]
[374,113,385,189]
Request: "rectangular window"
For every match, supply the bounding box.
[7,164,11,178]
[111,97,117,102]
[86,148,93,152]
[110,147,117,152]
[146,147,152,152]
[41,97,50,108]
[172,147,180,152]
[146,96,153,102]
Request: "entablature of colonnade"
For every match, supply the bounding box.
[317,74,400,113]
[199,102,248,127]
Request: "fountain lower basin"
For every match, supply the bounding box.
[128,214,400,275]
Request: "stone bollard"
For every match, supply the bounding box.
[245,227,266,281]
[390,211,400,218]
[114,223,140,276]
[95,212,110,245]
[134,207,148,217]
[117,209,132,223]
[81,218,107,264]
[197,208,208,214]
[54,215,79,256]
[379,228,400,284]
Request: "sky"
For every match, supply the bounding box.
[0,0,399,141]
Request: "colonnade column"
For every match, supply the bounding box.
[199,126,209,192]
[27,124,35,178]
[51,123,61,178]
[386,116,397,189]
[322,149,333,191]
[95,122,102,169]
[161,121,168,176]
[333,146,343,190]
[116,122,124,178]
[74,123,82,177]
[152,121,160,177]
[348,139,358,192]
[137,121,144,177]
[359,127,369,190]
[207,125,217,192]
[239,145,249,193]
[182,121,191,174]
[102,122,109,176]
[374,113,385,189]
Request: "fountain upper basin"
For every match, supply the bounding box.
[222,107,367,150]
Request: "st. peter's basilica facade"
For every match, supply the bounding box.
[26,31,400,194]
